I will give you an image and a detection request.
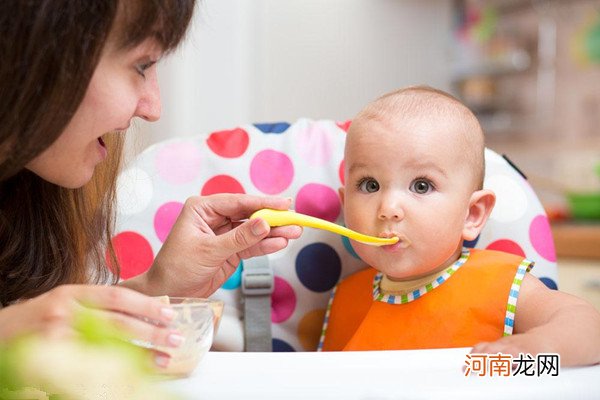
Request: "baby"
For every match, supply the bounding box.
[319,86,600,366]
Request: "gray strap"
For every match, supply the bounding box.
[241,256,274,352]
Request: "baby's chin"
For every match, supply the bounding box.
[374,258,443,281]
[372,261,422,280]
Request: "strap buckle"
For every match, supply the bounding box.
[241,258,274,296]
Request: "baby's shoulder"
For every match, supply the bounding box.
[469,248,533,269]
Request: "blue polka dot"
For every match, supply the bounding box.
[272,338,295,352]
[463,235,479,248]
[221,261,242,290]
[539,277,558,290]
[341,236,361,259]
[253,122,290,134]
[296,243,341,292]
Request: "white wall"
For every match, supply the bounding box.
[133,0,453,151]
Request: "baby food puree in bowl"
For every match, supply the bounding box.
[156,296,224,377]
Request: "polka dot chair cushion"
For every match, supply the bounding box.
[113,118,558,352]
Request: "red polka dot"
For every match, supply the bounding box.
[107,231,154,280]
[336,120,351,132]
[486,239,526,258]
[207,128,249,158]
[201,175,245,196]
[339,159,345,185]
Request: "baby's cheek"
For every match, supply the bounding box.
[353,244,384,268]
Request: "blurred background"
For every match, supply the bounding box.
[132,0,600,308]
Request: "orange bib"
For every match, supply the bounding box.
[320,249,532,351]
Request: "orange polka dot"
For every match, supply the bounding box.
[297,309,326,351]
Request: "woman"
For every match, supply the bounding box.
[0,0,300,367]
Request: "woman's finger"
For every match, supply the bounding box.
[267,225,303,239]
[86,307,184,349]
[71,285,176,326]
[151,348,173,370]
[237,237,290,259]
[192,194,293,222]
[207,218,271,260]
[213,222,301,239]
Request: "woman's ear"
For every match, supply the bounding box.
[463,189,496,241]
[338,187,345,206]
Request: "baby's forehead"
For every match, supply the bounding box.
[349,110,468,148]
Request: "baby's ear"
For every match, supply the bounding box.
[338,187,345,206]
[463,189,495,241]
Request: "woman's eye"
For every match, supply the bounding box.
[135,60,156,78]
[358,178,380,193]
[410,179,432,194]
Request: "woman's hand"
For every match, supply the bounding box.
[0,284,181,367]
[138,194,302,298]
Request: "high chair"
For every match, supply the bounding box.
[113,118,558,352]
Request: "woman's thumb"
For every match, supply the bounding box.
[218,218,270,255]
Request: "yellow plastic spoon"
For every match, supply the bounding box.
[250,209,399,247]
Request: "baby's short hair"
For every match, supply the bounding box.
[355,85,485,190]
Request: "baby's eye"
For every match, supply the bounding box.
[410,179,433,194]
[358,178,380,193]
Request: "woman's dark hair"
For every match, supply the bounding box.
[0,0,195,306]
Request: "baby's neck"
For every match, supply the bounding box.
[380,248,463,295]
[380,269,445,296]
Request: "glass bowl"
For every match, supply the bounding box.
[156,297,224,377]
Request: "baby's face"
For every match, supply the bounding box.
[342,114,478,279]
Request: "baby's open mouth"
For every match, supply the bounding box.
[98,137,106,148]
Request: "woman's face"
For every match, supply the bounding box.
[26,38,163,188]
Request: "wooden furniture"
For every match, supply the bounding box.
[552,223,600,259]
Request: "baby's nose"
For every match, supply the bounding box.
[379,211,403,220]
[378,201,404,221]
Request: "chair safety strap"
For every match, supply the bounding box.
[241,256,274,352]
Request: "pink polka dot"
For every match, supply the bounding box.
[154,202,184,243]
[296,123,335,166]
[201,175,245,196]
[336,120,351,132]
[529,215,557,262]
[207,128,249,158]
[107,231,154,280]
[250,150,294,194]
[486,239,526,258]
[155,142,202,184]
[339,159,345,185]
[295,183,341,222]
[271,276,296,323]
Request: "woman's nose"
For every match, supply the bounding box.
[135,69,161,122]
